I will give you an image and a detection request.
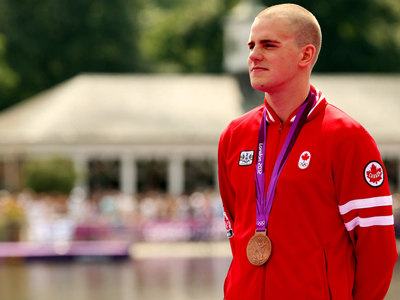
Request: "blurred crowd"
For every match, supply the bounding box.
[0,188,225,243]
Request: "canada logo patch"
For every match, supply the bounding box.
[239,150,254,166]
[224,212,234,238]
[364,161,384,187]
[298,151,311,169]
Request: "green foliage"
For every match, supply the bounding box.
[0,33,19,108]
[24,157,77,195]
[0,0,140,111]
[138,0,239,73]
[0,195,25,241]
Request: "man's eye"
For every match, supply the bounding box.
[265,44,276,48]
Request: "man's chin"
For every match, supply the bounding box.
[250,83,269,93]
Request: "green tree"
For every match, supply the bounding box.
[0,0,140,111]
[23,157,77,195]
[0,33,19,109]
[138,0,239,73]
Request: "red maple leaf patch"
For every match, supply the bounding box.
[301,153,310,161]
[366,164,382,184]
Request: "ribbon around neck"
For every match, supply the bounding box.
[255,90,316,232]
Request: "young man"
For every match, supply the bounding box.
[218,4,397,300]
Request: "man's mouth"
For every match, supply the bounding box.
[251,66,268,72]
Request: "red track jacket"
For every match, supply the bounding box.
[218,86,398,300]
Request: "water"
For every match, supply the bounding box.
[0,257,230,300]
[0,256,398,300]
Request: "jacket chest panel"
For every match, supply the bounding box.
[227,120,340,242]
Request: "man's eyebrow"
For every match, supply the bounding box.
[247,39,281,46]
[260,39,281,44]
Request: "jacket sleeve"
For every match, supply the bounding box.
[333,130,397,300]
[218,125,236,237]
[218,125,237,298]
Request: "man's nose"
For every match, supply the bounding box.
[249,46,263,62]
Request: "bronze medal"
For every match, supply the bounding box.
[246,230,272,266]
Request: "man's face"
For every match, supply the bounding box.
[247,16,302,93]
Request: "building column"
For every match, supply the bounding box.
[120,154,137,195]
[168,156,184,195]
[73,154,88,192]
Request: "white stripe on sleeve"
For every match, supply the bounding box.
[344,215,394,231]
[338,195,392,215]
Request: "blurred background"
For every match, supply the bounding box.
[0,0,399,299]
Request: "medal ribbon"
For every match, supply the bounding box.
[255,90,316,232]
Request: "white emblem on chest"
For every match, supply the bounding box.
[239,150,254,166]
[298,151,311,169]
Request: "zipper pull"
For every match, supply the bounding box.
[278,123,284,134]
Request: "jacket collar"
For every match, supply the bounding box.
[263,85,327,124]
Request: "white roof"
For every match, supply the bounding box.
[311,74,400,145]
[0,74,243,146]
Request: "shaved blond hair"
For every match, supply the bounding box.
[257,4,322,66]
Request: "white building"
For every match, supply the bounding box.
[0,73,400,195]
[0,74,243,195]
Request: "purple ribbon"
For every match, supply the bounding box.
[255,90,316,232]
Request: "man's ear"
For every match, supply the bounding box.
[299,45,316,67]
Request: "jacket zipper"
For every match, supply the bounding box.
[278,122,284,134]
[262,122,285,299]
[269,123,285,175]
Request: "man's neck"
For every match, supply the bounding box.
[265,82,310,122]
